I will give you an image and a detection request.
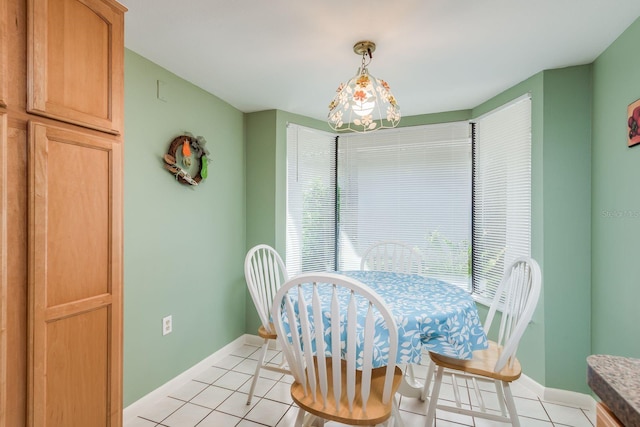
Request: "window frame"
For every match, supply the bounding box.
[285,95,532,307]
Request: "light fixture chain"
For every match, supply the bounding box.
[361,50,372,72]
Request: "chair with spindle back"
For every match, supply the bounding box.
[360,240,426,275]
[424,257,542,427]
[272,272,403,426]
[244,244,290,405]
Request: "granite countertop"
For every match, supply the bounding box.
[587,354,640,426]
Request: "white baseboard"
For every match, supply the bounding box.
[123,334,251,424]
[243,333,264,347]
[244,333,282,350]
[518,374,596,410]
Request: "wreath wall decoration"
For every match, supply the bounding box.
[163,133,210,186]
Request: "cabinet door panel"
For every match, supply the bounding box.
[45,135,110,306]
[44,308,109,426]
[28,0,125,135]
[29,121,122,427]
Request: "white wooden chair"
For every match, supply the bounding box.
[361,240,426,386]
[271,272,403,427]
[424,257,542,427]
[244,244,291,405]
[360,240,426,275]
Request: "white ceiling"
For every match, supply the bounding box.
[120,1,640,122]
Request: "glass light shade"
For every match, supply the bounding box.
[328,67,401,133]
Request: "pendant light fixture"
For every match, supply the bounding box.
[328,41,401,133]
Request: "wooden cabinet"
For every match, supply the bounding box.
[596,403,624,427]
[0,0,125,426]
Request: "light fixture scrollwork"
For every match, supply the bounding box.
[328,41,401,133]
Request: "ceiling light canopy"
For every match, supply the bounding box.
[328,41,401,133]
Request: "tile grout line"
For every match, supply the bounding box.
[127,344,594,427]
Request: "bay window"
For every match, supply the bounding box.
[286,95,531,302]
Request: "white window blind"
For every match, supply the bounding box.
[337,122,472,289]
[472,96,532,303]
[286,124,336,276]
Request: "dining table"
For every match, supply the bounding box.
[280,270,489,398]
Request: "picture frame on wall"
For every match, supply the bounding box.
[628,98,640,147]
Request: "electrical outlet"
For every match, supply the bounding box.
[162,315,172,336]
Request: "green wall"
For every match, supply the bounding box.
[540,66,592,392]
[244,110,328,334]
[123,50,246,406]
[591,17,640,356]
[245,110,278,251]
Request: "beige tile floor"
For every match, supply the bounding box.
[125,344,595,427]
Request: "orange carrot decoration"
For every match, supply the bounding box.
[182,139,191,157]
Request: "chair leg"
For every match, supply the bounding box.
[424,366,444,427]
[294,408,306,427]
[247,338,269,405]
[494,379,507,416]
[451,374,463,408]
[420,360,435,401]
[502,381,521,427]
[295,408,326,427]
[392,397,404,427]
[276,348,288,370]
[406,363,416,386]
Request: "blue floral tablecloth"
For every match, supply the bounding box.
[280,270,488,368]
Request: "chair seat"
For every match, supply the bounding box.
[258,323,277,340]
[291,357,403,426]
[429,340,522,382]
